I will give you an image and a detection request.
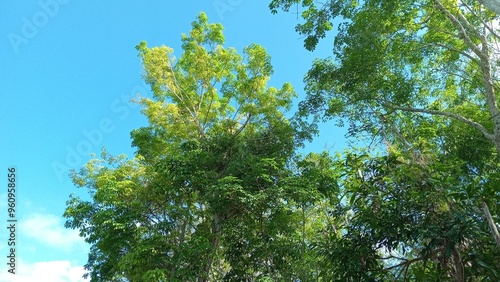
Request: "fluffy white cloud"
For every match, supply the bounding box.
[0,213,90,280]
[20,213,87,251]
[0,259,88,282]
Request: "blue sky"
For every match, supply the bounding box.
[1,1,344,281]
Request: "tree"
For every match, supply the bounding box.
[270,0,500,250]
[328,146,500,280]
[64,12,332,281]
[269,0,500,280]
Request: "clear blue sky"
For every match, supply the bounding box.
[0,1,344,281]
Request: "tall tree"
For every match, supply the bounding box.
[270,0,500,250]
[64,13,331,281]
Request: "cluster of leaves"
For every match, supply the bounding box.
[329,151,500,280]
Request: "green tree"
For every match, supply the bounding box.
[64,12,331,281]
[270,0,500,249]
[325,148,500,280]
[269,0,500,280]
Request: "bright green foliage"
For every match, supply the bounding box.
[64,13,332,281]
[270,0,500,280]
[270,0,500,148]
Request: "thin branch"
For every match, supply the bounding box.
[431,42,480,63]
[424,25,466,40]
[460,0,500,40]
[455,2,483,38]
[450,1,500,131]
[166,59,187,104]
[380,254,408,260]
[434,0,487,60]
[385,103,494,141]
[198,83,206,113]
[201,84,215,134]
[166,59,205,137]
[233,113,252,137]
[382,256,425,272]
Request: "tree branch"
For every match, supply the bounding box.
[382,256,425,274]
[460,0,500,41]
[431,42,480,64]
[435,0,500,130]
[482,198,500,249]
[478,0,500,15]
[434,0,486,61]
[384,103,494,141]
[451,247,465,282]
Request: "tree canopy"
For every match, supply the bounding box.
[64,2,500,281]
[64,12,334,281]
[268,0,500,280]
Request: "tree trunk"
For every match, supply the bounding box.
[451,247,465,282]
[482,199,500,249]
[199,214,221,282]
[480,0,500,15]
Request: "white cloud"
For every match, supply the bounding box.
[0,213,91,281]
[0,259,88,282]
[20,213,87,252]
